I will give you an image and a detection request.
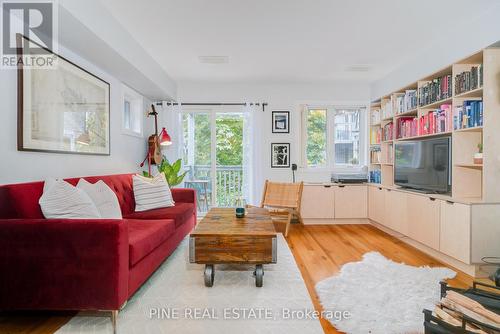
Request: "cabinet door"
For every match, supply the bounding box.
[407,194,440,250]
[384,189,408,234]
[334,186,368,219]
[368,186,385,223]
[440,201,471,263]
[300,185,335,219]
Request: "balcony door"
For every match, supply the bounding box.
[181,108,250,213]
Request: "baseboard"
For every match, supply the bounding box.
[302,218,369,225]
[369,220,488,278]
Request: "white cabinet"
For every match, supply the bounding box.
[384,189,408,235]
[368,186,385,223]
[300,185,335,219]
[407,194,440,250]
[334,186,367,219]
[440,201,471,264]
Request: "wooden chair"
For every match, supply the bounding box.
[249,180,304,237]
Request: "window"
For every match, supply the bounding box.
[122,85,143,137]
[302,106,366,169]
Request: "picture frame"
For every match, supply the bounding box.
[272,110,289,133]
[271,143,290,168]
[17,34,111,155]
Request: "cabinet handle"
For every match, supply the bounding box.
[324,185,331,188]
[378,187,383,190]
[429,197,436,201]
[446,200,454,205]
[339,185,345,188]
[387,189,391,192]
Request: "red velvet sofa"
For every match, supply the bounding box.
[0,173,196,313]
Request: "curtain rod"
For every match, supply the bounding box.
[157,102,268,112]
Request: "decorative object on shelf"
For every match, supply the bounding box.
[474,143,483,165]
[272,111,290,133]
[17,35,110,155]
[271,143,290,168]
[143,156,187,188]
[140,104,173,174]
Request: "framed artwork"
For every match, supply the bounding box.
[272,111,289,133]
[17,35,110,155]
[271,143,290,168]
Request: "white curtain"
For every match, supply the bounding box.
[242,103,254,205]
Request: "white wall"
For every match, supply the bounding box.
[371,2,500,98]
[174,81,371,203]
[0,43,152,185]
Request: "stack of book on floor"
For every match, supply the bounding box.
[455,65,483,95]
[418,74,452,106]
[454,100,484,130]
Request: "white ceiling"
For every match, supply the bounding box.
[101,0,499,84]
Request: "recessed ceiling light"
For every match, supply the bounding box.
[198,56,229,64]
[346,64,372,72]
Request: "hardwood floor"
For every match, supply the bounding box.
[285,223,476,334]
[0,223,479,334]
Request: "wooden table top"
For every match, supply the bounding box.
[191,207,276,237]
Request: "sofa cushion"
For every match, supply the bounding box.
[124,203,195,228]
[127,219,176,267]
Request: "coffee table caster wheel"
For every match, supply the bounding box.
[255,265,264,287]
[204,264,214,287]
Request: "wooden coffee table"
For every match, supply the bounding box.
[189,207,277,287]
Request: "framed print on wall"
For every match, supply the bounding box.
[272,111,289,133]
[17,35,111,155]
[271,143,290,168]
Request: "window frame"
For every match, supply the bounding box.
[301,104,368,172]
[121,84,144,138]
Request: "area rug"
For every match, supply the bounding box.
[56,234,323,334]
[315,252,456,334]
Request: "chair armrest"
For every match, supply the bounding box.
[172,188,196,204]
[0,218,129,311]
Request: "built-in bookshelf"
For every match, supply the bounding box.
[369,48,500,203]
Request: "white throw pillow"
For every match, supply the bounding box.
[39,178,101,219]
[77,179,122,219]
[133,173,174,212]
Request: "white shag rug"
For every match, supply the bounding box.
[315,252,456,334]
[56,234,323,334]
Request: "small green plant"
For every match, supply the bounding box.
[143,156,187,187]
[477,143,483,154]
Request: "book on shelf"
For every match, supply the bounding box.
[453,100,483,130]
[370,146,381,164]
[396,116,418,139]
[371,108,381,124]
[394,90,417,114]
[418,74,452,106]
[419,104,452,136]
[382,122,394,141]
[369,169,381,184]
[370,127,382,144]
[386,144,393,164]
[455,64,483,95]
[381,99,393,119]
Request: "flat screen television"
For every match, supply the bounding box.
[394,136,451,193]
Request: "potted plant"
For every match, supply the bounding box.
[474,143,483,165]
[143,156,187,187]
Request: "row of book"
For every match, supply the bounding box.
[396,104,452,139]
[370,147,381,164]
[370,127,382,144]
[381,99,394,120]
[453,100,483,130]
[369,169,381,184]
[383,122,394,141]
[455,65,483,95]
[394,90,418,114]
[418,74,452,107]
[371,108,381,125]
